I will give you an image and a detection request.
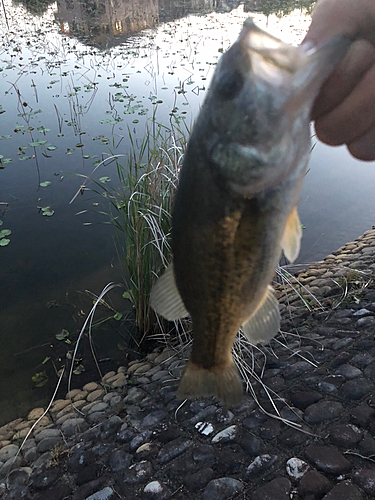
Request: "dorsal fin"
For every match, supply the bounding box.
[150,263,189,321]
[280,205,302,263]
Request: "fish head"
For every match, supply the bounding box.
[201,19,351,195]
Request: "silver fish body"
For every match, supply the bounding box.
[151,19,350,405]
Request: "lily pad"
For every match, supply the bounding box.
[56,329,69,340]
[40,181,51,187]
[0,238,10,246]
[113,312,123,321]
[0,229,11,237]
[99,176,111,183]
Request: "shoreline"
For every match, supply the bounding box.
[0,228,374,499]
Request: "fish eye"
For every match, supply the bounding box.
[215,69,244,100]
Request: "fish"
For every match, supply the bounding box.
[150,19,350,406]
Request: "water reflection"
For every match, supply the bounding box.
[243,0,315,16]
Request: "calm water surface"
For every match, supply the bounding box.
[0,0,374,423]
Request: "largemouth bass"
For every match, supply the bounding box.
[151,19,350,405]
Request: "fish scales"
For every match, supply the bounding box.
[151,19,351,405]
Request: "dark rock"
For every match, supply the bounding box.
[350,405,375,427]
[252,477,291,500]
[322,481,364,499]
[329,424,362,447]
[317,382,339,393]
[259,419,281,440]
[156,438,192,464]
[364,361,375,380]
[130,430,153,451]
[246,454,277,478]
[351,353,373,368]
[240,435,261,457]
[76,463,101,486]
[188,405,217,425]
[335,364,362,379]
[216,445,245,474]
[192,445,216,466]
[92,443,112,457]
[31,467,60,490]
[322,375,345,387]
[184,467,214,491]
[291,391,322,410]
[68,445,95,472]
[243,410,268,429]
[108,449,133,472]
[202,477,243,500]
[356,316,375,328]
[299,470,332,498]
[283,361,314,379]
[7,468,31,487]
[100,415,123,440]
[33,484,72,500]
[153,426,181,444]
[36,436,62,453]
[278,427,309,447]
[265,376,285,391]
[116,427,136,444]
[305,445,352,475]
[352,468,375,496]
[358,434,375,456]
[340,378,374,400]
[123,460,153,484]
[211,425,238,444]
[140,410,168,429]
[72,478,105,500]
[304,401,343,424]
[189,401,208,413]
[214,408,234,424]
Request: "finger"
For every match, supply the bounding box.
[312,40,375,120]
[314,62,375,146]
[348,127,375,161]
[303,0,375,46]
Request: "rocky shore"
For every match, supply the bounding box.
[1,229,375,500]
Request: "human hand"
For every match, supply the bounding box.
[304,0,375,161]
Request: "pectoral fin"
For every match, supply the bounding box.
[150,262,189,321]
[280,205,302,263]
[241,285,280,344]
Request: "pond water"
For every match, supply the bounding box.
[1,0,374,424]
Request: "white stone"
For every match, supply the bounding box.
[86,487,114,500]
[211,425,237,443]
[144,481,163,494]
[195,422,214,436]
[286,457,310,480]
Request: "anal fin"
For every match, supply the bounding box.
[150,262,189,321]
[177,360,243,406]
[280,205,302,263]
[241,285,280,344]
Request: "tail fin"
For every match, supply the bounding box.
[176,360,243,406]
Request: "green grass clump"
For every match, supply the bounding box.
[103,121,188,334]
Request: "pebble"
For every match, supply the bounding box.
[156,438,192,464]
[211,425,238,444]
[305,445,352,475]
[304,401,343,424]
[202,477,243,500]
[108,450,132,472]
[246,454,278,477]
[86,487,114,500]
[299,470,332,498]
[322,481,364,499]
[143,480,171,499]
[252,477,291,500]
[286,457,309,480]
[123,460,153,484]
[352,468,375,496]
[329,424,363,447]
